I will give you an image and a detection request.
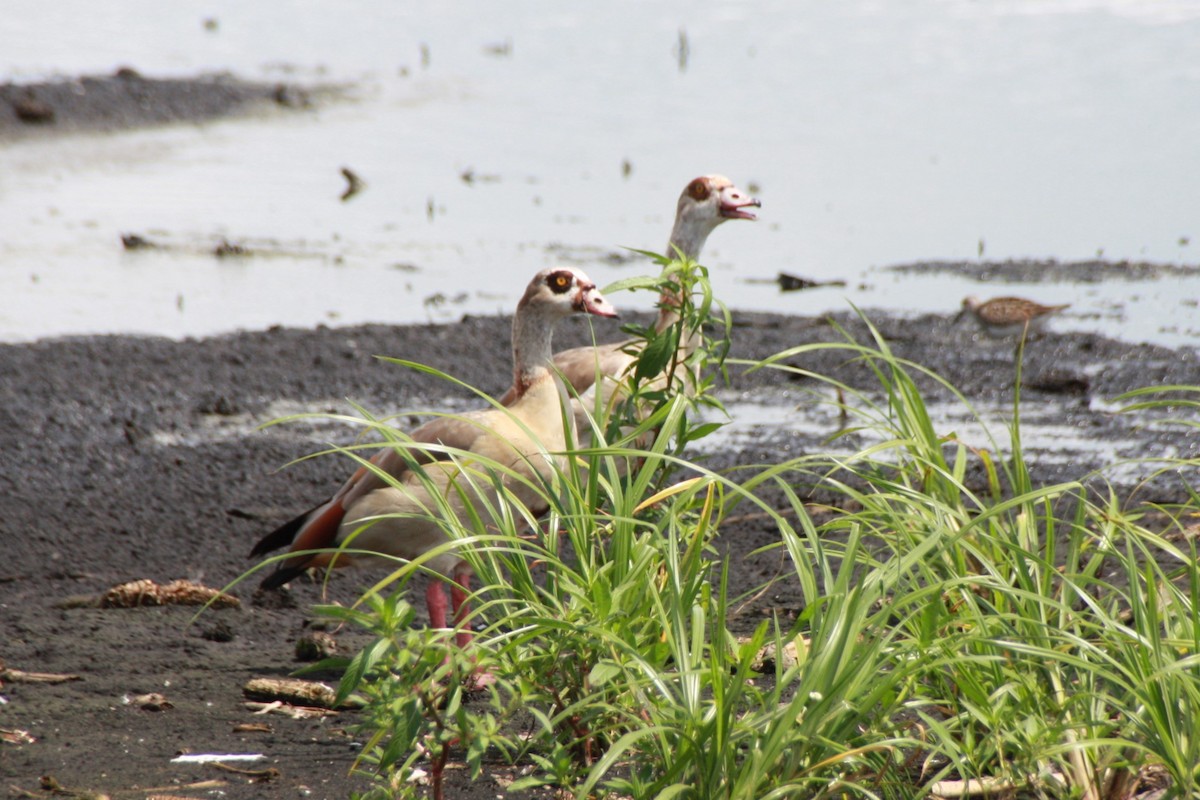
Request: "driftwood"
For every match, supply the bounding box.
[1,667,83,684]
[55,579,239,610]
[100,579,239,609]
[0,728,37,745]
[244,700,339,719]
[208,762,280,780]
[242,677,361,709]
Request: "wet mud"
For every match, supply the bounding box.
[2,309,1198,798]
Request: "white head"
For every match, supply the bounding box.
[518,267,618,320]
[512,267,617,392]
[670,175,761,260]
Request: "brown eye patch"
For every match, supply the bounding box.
[548,270,574,293]
[687,178,711,202]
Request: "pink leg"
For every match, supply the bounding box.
[425,579,449,630]
[449,565,495,690]
[450,565,473,649]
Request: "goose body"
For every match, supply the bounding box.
[251,267,617,641]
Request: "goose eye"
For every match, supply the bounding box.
[549,271,573,293]
[687,178,710,201]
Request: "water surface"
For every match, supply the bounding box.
[2,0,1198,344]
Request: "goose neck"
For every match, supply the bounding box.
[510,307,557,397]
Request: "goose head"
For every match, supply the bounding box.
[520,267,618,320]
[670,175,761,260]
[512,267,617,395]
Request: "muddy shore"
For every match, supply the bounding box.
[2,72,1199,799]
[0,69,315,140]
[3,308,1198,799]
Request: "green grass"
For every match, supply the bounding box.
[256,266,1200,800]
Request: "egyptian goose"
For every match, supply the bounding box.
[251,267,618,646]
[957,295,1070,338]
[512,175,758,403]
[499,175,759,436]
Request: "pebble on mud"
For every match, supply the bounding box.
[294,631,338,661]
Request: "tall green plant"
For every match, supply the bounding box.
[252,294,1200,800]
[741,319,1200,799]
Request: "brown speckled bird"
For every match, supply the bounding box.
[957,295,1070,338]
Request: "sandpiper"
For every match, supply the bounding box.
[957,295,1070,338]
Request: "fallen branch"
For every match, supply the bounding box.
[242,677,361,709]
[208,762,280,780]
[244,700,338,719]
[1,668,83,684]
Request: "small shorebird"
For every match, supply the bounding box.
[957,295,1070,338]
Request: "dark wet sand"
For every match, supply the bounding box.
[3,308,1198,798]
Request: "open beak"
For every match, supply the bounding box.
[719,185,762,221]
[576,284,619,318]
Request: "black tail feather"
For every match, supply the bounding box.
[247,498,329,558]
[258,562,311,590]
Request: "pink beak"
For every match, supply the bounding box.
[719,185,761,220]
[576,284,619,318]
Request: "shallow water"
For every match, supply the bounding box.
[698,393,1160,488]
[143,386,1186,500]
[2,0,1199,345]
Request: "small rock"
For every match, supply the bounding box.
[214,239,249,258]
[295,631,338,662]
[340,166,365,201]
[120,233,157,250]
[777,272,846,293]
[130,692,173,711]
[200,620,236,643]
[196,394,239,416]
[1023,370,1090,395]
[12,94,54,124]
[745,635,810,672]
